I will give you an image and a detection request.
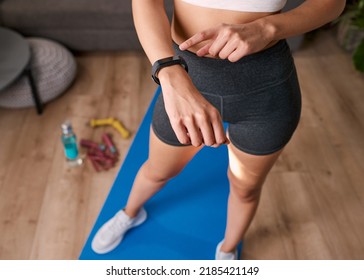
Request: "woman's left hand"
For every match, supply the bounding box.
[179,21,275,62]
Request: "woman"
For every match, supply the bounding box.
[92,0,345,259]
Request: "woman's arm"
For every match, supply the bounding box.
[261,0,346,41]
[179,0,346,62]
[132,0,228,147]
[132,0,175,63]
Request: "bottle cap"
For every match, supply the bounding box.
[61,121,73,134]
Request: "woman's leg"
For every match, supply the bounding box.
[124,127,202,218]
[220,143,283,254]
[91,126,202,254]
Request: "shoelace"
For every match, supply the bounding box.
[103,212,133,239]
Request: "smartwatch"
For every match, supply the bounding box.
[151,55,188,84]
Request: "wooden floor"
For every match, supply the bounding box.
[0,30,363,260]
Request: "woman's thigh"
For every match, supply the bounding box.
[146,126,202,181]
[227,141,282,190]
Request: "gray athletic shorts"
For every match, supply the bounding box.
[152,40,301,155]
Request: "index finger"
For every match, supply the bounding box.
[179,28,215,51]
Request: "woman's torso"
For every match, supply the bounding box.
[172,0,284,54]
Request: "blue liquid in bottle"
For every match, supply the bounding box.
[61,121,82,165]
[62,135,79,160]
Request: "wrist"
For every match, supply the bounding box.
[158,64,191,86]
[159,65,197,98]
[257,17,279,41]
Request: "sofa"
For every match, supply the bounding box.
[0,0,173,51]
[0,0,304,52]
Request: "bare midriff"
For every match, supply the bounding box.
[172,0,280,56]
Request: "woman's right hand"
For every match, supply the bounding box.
[158,65,229,148]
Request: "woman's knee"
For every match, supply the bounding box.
[142,160,181,185]
[227,168,264,202]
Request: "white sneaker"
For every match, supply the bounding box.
[91,208,147,254]
[215,240,238,260]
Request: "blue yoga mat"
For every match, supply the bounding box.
[80,87,237,260]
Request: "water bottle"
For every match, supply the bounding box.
[61,121,82,166]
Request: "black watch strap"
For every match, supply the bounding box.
[151,55,188,84]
